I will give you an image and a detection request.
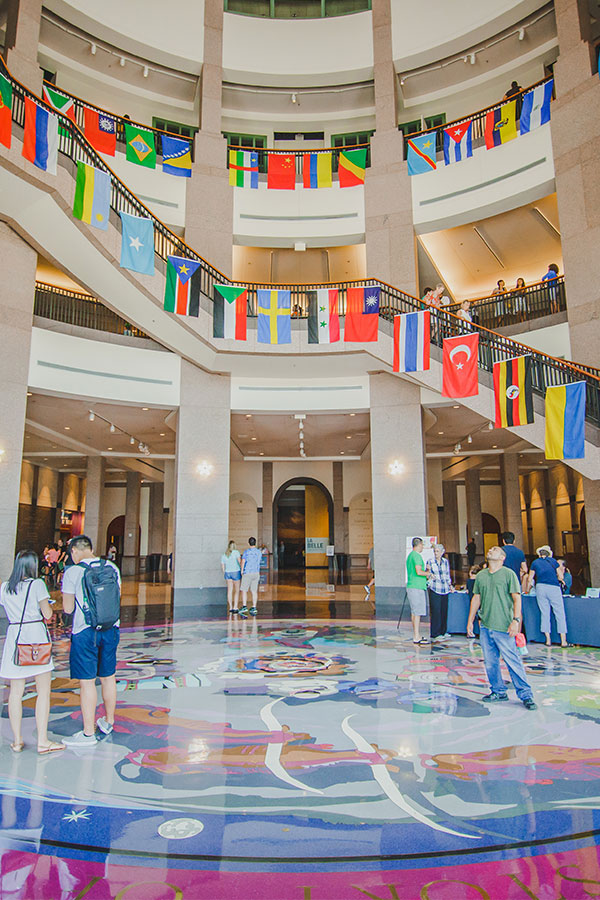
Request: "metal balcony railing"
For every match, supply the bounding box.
[446,278,566,330]
[2,57,599,429]
[34,282,147,338]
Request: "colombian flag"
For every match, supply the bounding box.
[485,100,518,148]
[338,148,366,187]
[493,355,533,428]
[545,381,586,459]
[303,151,332,188]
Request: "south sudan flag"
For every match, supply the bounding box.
[164,256,201,317]
[493,355,534,428]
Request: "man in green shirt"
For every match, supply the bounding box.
[467,545,536,709]
[406,537,430,644]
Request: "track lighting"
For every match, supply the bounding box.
[518,27,525,40]
[143,66,149,78]
[454,443,462,454]
[138,442,144,451]
[88,411,95,421]
[488,421,494,431]
[109,423,116,433]
[467,434,473,444]
[130,436,135,445]
[119,57,126,67]
[470,52,476,65]
[291,93,297,104]
[90,42,97,55]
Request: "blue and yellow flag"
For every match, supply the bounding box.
[406,132,437,176]
[257,290,291,344]
[545,381,586,459]
[162,135,192,177]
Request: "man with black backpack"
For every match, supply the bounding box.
[61,534,121,747]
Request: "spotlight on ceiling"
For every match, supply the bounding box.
[291,93,297,104]
[488,421,494,431]
[470,52,476,64]
[467,434,473,444]
[143,65,149,78]
[90,42,97,55]
[518,27,525,40]
[88,411,95,422]
[110,424,116,433]
[119,56,126,67]
[130,436,135,445]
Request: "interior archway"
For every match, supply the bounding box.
[272,478,334,578]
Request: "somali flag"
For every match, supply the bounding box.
[119,212,155,276]
[22,97,58,174]
[519,79,553,134]
[545,381,586,460]
[406,132,437,176]
[393,310,430,373]
[161,134,192,177]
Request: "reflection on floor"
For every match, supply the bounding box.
[2,581,600,898]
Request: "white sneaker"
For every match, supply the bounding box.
[63,730,97,747]
[96,717,114,735]
[364,585,370,594]
[442,632,451,639]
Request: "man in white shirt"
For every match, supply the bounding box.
[61,534,121,747]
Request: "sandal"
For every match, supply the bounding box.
[37,741,66,755]
[10,742,24,753]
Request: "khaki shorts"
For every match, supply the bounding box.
[241,572,260,594]
[407,588,428,616]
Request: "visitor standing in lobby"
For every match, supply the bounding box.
[527,546,569,648]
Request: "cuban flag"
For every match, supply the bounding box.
[519,79,554,134]
[22,97,58,174]
[443,120,473,165]
[393,310,430,373]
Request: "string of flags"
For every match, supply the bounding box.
[407,79,554,176]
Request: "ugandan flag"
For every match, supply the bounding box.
[338,148,367,187]
[493,355,534,428]
[164,256,201,317]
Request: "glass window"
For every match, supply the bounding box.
[330,130,374,171]
[153,118,197,139]
[224,132,268,172]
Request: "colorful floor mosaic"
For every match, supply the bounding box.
[2,614,600,898]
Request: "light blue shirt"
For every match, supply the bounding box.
[242,547,263,574]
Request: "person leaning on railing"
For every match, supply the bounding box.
[542,264,560,314]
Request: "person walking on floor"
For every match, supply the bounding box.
[406,537,430,645]
[466,537,477,569]
[501,531,528,589]
[527,545,569,648]
[365,546,375,595]
[467,545,536,709]
[240,536,263,618]
[0,551,65,754]
[61,534,121,746]
[427,543,455,642]
[221,540,242,614]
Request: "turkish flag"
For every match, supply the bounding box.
[442,332,479,397]
[267,153,296,189]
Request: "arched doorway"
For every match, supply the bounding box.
[482,512,501,555]
[273,478,333,576]
[106,516,141,568]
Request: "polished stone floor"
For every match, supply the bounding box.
[1,577,600,898]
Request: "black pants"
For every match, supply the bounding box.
[429,590,449,638]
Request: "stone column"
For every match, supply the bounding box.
[148,482,166,554]
[173,362,230,606]
[0,224,36,577]
[122,472,141,576]
[364,0,417,292]
[550,0,600,366]
[582,477,600,587]
[333,462,345,552]
[5,0,43,91]
[542,468,557,551]
[440,480,460,554]
[184,0,233,275]
[465,469,484,559]
[370,374,427,613]
[500,453,524,549]
[261,462,273,556]
[84,457,105,554]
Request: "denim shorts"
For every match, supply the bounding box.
[70,627,120,680]
[224,571,241,582]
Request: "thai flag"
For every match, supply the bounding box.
[519,79,553,134]
[443,120,473,165]
[22,97,58,174]
[393,310,430,373]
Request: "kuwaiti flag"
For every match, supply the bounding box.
[443,120,473,164]
[214,285,247,340]
[22,97,58,174]
[307,289,339,344]
[519,79,553,134]
[164,256,201,316]
[393,311,430,373]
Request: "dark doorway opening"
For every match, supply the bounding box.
[277,486,306,571]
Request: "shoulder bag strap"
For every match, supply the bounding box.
[13,581,35,645]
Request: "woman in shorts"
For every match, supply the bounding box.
[221,541,242,614]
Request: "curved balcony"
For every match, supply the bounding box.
[446,277,565,330]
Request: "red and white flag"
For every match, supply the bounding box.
[442,332,479,397]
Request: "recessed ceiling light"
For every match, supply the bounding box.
[27,392,32,397]
[346,435,352,439]
[259,452,264,456]
[340,451,345,454]
[142,407,149,411]
[159,432,166,436]
[43,457,48,461]
[349,413,356,417]
[246,414,252,418]
[453,405,459,409]
[492,445,497,448]
[64,426,70,430]
[63,463,68,467]
[107,447,113,450]
[251,437,257,441]
[438,431,444,435]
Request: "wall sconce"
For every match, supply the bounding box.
[197,461,213,477]
[0,449,5,461]
[388,460,405,475]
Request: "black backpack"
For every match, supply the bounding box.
[77,560,121,630]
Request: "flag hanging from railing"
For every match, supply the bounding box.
[519,79,553,134]
[214,285,248,340]
[393,311,430,372]
[125,123,157,169]
[257,290,291,344]
[42,85,75,138]
[164,256,201,317]
[493,355,533,427]
[22,98,58,174]
[229,150,258,188]
[442,332,479,397]
[303,152,332,188]
[0,73,12,149]
[72,162,110,231]
[161,135,192,177]
[83,107,116,156]
[344,286,379,342]
[485,100,517,148]
[338,148,367,187]
[406,132,437,175]
[119,212,155,275]
[545,382,586,460]
[267,153,296,190]
[307,289,339,344]
[443,121,473,165]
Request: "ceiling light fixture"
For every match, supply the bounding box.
[470,52,476,64]
[196,460,213,477]
[349,413,356,417]
[107,447,113,451]
[143,66,149,78]
[64,426,70,431]
[246,414,252,419]
[27,392,33,396]
[130,436,135,445]
[291,93,297,103]
[88,411,95,421]
[138,442,144,451]
[454,442,462,453]
[518,27,525,40]
[142,407,149,411]
[119,56,126,67]
[467,434,473,444]
[251,437,257,441]
[90,42,97,55]
[110,424,116,433]
[159,432,166,436]
[488,421,494,431]
[388,460,405,476]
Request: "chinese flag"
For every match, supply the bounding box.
[442,332,479,397]
[267,153,296,189]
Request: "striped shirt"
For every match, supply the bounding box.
[427,557,453,595]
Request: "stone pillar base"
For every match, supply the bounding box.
[121,556,139,577]
[172,586,227,620]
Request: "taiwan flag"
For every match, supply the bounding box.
[267,153,296,189]
[442,332,479,398]
[83,107,117,156]
[344,286,380,342]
